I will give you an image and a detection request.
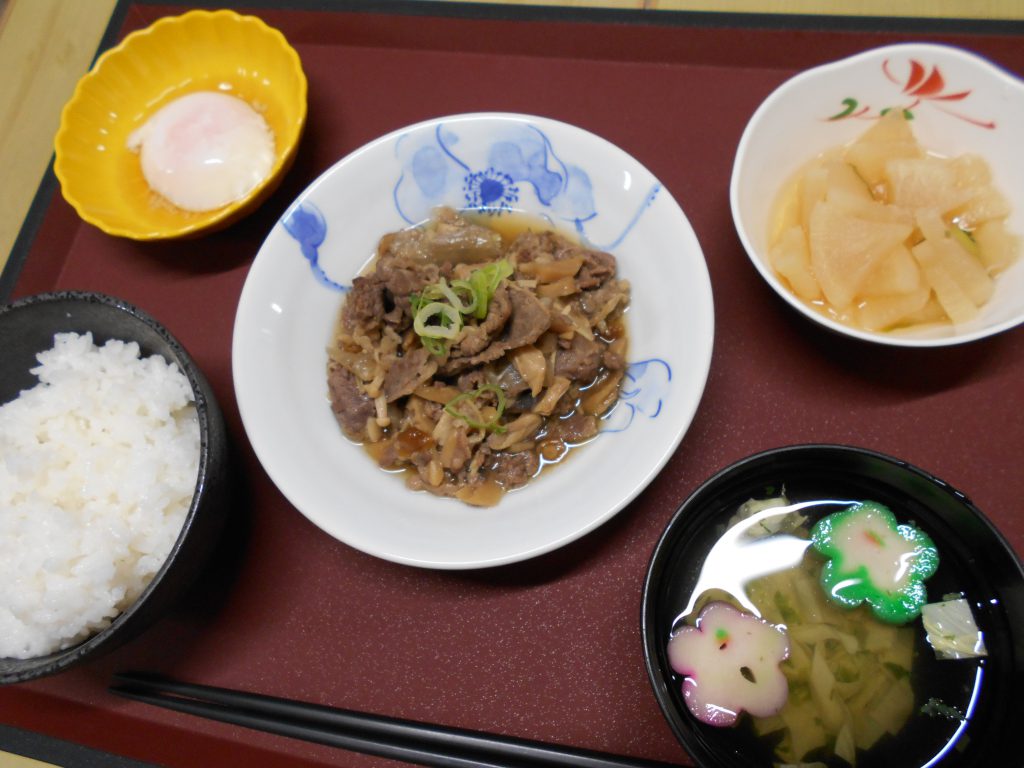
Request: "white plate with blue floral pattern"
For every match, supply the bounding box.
[232,113,714,569]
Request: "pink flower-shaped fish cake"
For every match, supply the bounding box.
[667,601,790,727]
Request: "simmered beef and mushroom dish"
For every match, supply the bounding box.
[327,207,630,506]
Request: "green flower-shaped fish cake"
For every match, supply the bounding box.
[811,501,939,624]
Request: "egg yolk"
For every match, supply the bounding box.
[127,91,275,213]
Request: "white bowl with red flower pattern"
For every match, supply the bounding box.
[731,43,1024,347]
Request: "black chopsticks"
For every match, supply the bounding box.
[109,672,681,768]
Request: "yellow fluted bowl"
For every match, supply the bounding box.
[54,9,307,240]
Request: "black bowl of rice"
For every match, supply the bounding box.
[0,291,229,684]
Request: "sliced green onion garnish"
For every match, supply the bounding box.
[444,384,507,432]
[420,336,448,357]
[413,301,462,340]
[448,279,479,315]
[409,261,512,355]
[438,278,478,316]
[468,260,513,319]
[413,284,443,311]
[409,292,425,317]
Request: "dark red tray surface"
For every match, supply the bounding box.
[2,4,1022,767]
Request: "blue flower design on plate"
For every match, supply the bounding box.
[602,359,672,433]
[278,120,673,433]
[282,119,663,292]
[282,201,347,292]
[393,121,658,247]
[463,168,519,210]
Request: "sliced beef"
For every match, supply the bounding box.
[448,284,511,359]
[439,287,551,375]
[380,262,440,299]
[510,231,615,291]
[379,261,441,327]
[341,275,386,333]
[382,347,438,402]
[603,347,626,371]
[578,279,628,320]
[489,450,540,489]
[549,411,599,444]
[456,369,488,393]
[508,231,559,265]
[342,260,441,334]
[575,249,616,290]
[494,287,552,352]
[328,365,375,439]
[554,334,603,382]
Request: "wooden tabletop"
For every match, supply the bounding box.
[1,0,1023,275]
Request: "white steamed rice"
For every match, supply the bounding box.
[0,332,200,659]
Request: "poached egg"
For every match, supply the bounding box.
[127,91,275,212]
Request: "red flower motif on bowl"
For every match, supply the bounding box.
[826,58,994,129]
